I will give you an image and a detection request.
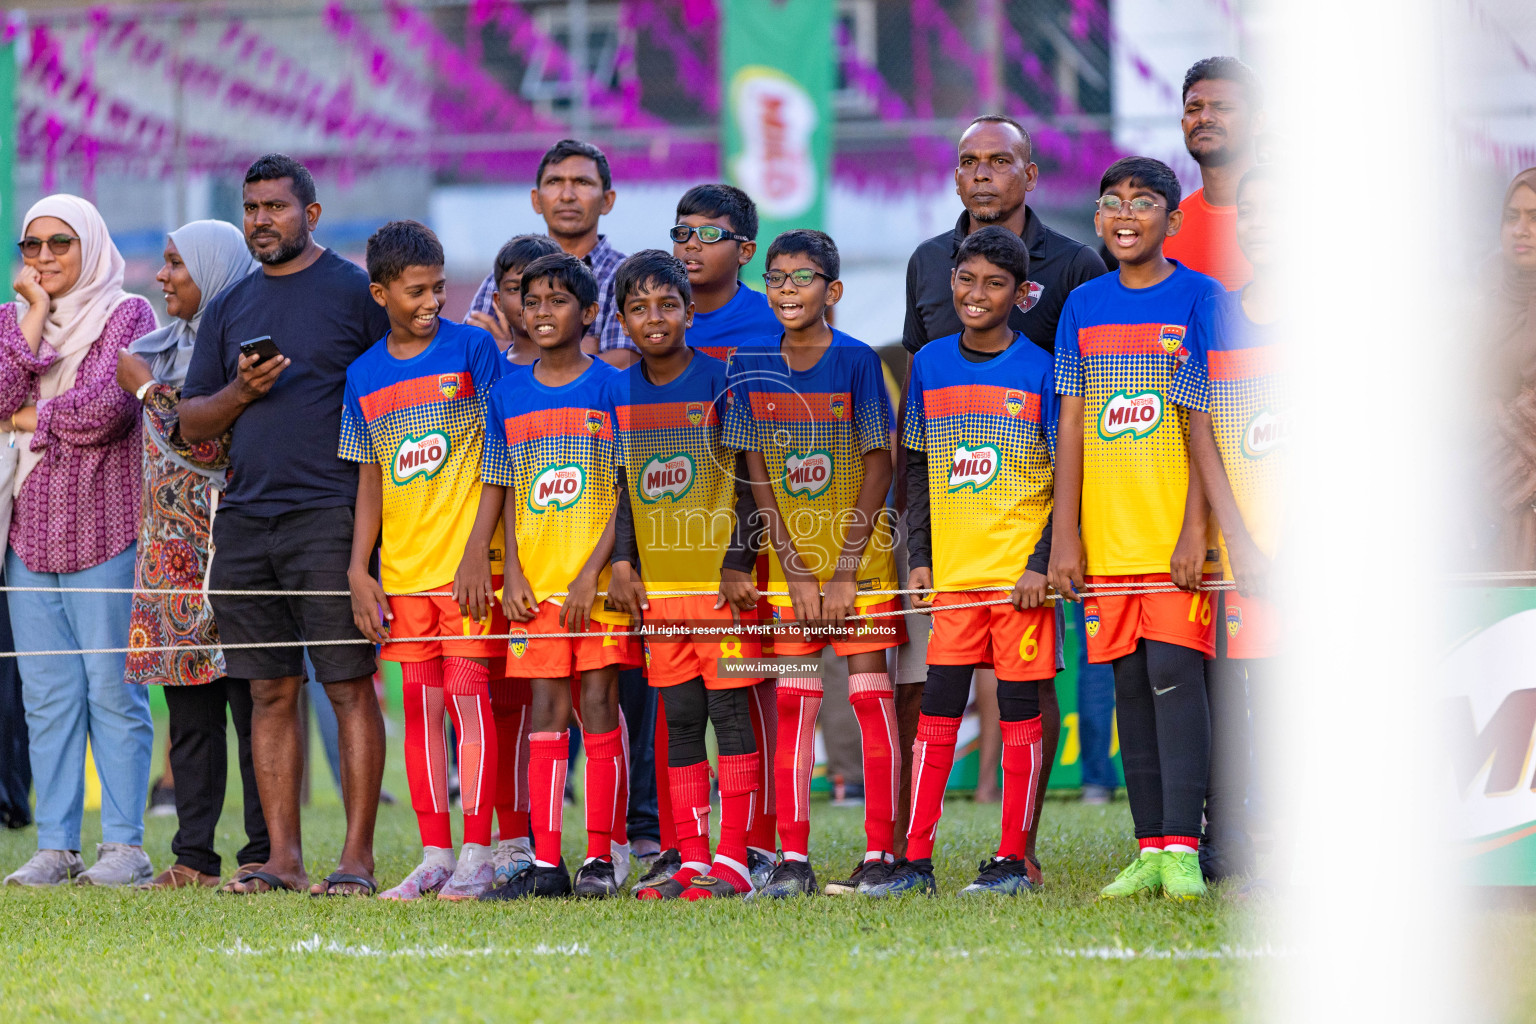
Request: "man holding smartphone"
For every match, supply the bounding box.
[180,154,391,896]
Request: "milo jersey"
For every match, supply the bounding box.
[607,353,738,592]
[903,333,1056,590]
[1054,262,1225,576]
[1171,289,1289,561]
[481,357,627,624]
[722,330,896,606]
[339,319,505,592]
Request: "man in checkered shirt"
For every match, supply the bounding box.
[465,138,636,368]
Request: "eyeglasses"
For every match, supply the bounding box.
[1095,196,1165,216]
[669,223,751,245]
[17,234,80,258]
[763,268,832,288]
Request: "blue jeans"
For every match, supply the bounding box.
[618,668,659,845]
[7,545,152,850]
[1074,601,1120,790]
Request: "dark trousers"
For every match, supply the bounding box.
[0,586,30,828]
[1201,593,1256,879]
[164,679,269,876]
[618,667,659,845]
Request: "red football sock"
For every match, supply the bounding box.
[775,678,822,860]
[528,731,569,866]
[401,660,452,849]
[668,761,713,880]
[489,675,531,842]
[849,673,898,856]
[611,708,630,847]
[1164,835,1201,853]
[583,725,626,861]
[997,716,1042,860]
[1139,837,1167,851]
[444,658,497,848]
[746,679,778,852]
[905,713,961,861]
[711,752,759,892]
[655,694,676,851]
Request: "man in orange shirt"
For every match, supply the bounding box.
[1163,57,1264,289]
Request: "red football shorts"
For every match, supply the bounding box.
[925,593,1056,681]
[382,588,507,663]
[641,595,764,689]
[1081,574,1217,664]
[500,600,639,680]
[1222,590,1280,660]
[769,597,908,657]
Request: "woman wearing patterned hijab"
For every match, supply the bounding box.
[117,220,262,889]
[0,194,157,888]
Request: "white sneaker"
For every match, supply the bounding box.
[438,845,495,902]
[492,837,535,886]
[5,848,84,886]
[76,843,153,887]
[611,841,631,888]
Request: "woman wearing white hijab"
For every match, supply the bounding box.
[116,221,263,889]
[0,195,157,888]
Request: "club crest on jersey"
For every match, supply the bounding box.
[1004,390,1025,416]
[528,463,584,513]
[509,629,529,659]
[639,453,695,504]
[643,644,652,669]
[829,393,850,419]
[585,409,606,434]
[438,374,461,400]
[1242,407,1291,459]
[783,450,834,499]
[1084,604,1101,638]
[686,401,706,427]
[948,443,1001,494]
[1017,281,1044,313]
[1158,325,1186,355]
[391,431,449,485]
[1098,390,1163,441]
[1226,605,1243,638]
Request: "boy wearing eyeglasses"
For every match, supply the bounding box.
[1047,157,1225,903]
[669,184,780,362]
[723,230,905,898]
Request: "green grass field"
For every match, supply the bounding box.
[0,718,1259,1022]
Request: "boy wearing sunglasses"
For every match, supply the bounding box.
[723,230,905,898]
[1047,157,1226,902]
[669,185,780,362]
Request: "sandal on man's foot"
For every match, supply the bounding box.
[223,870,298,895]
[311,871,378,897]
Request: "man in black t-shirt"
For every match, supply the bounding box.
[181,154,390,897]
[895,115,1107,879]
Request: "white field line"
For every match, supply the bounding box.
[214,935,589,958]
[846,943,1284,961]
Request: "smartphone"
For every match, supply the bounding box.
[239,335,282,365]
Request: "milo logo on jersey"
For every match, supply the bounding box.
[948,443,1001,494]
[1098,390,1163,441]
[1241,407,1292,459]
[639,453,695,503]
[392,431,450,485]
[528,463,584,512]
[783,450,834,499]
[1226,605,1244,638]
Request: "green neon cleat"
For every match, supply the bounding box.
[1099,849,1164,899]
[1160,850,1208,902]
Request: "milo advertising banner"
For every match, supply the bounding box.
[720,0,834,283]
[1450,588,1536,885]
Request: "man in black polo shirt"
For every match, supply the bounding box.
[897,114,1106,877]
[181,154,390,896]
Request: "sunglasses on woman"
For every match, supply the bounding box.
[669,223,752,245]
[17,235,80,258]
